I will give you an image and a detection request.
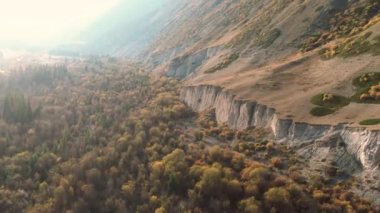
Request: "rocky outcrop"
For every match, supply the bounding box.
[147,45,188,67]
[341,128,380,170]
[180,85,380,170]
[166,46,223,79]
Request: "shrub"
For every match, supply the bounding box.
[239,197,263,213]
[225,179,244,199]
[193,130,204,141]
[289,171,306,184]
[266,142,275,152]
[359,119,380,125]
[311,93,350,108]
[121,181,135,199]
[271,157,284,169]
[257,28,282,48]
[310,92,351,116]
[320,203,342,212]
[301,0,380,53]
[273,176,288,187]
[162,149,190,194]
[313,190,330,202]
[264,187,293,212]
[149,127,161,138]
[353,72,380,88]
[208,146,223,162]
[338,33,372,58]
[204,54,239,74]
[196,167,223,197]
[310,107,335,117]
[351,72,380,104]
[155,207,166,213]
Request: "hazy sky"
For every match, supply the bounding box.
[0,0,120,46]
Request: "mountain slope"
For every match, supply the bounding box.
[151,0,366,78]
[80,0,173,57]
[77,0,380,128]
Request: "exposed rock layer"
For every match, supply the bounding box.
[180,85,380,170]
[166,46,223,79]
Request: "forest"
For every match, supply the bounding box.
[0,58,377,213]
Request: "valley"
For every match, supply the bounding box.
[0,0,380,212]
[0,56,377,212]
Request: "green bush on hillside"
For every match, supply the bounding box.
[302,0,380,52]
[205,54,239,74]
[352,72,380,104]
[257,28,282,48]
[359,119,380,125]
[311,93,350,108]
[309,93,350,117]
[310,107,335,117]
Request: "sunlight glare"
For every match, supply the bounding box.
[0,0,119,44]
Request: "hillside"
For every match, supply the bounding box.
[140,0,380,205]
[79,1,355,77]
[73,0,380,172]
[145,0,335,74]
[80,0,380,127]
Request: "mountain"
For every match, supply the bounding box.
[70,0,380,130]
[78,0,352,73]
[74,0,172,57]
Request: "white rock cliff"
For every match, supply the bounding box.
[180,85,380,171]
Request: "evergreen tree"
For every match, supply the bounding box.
[2,92,41,123]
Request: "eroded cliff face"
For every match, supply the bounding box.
[166,46,223,79]
[180,85,380,171]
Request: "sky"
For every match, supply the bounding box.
[0,0,120,47]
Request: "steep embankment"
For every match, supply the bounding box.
[165,46,223,78]
[177,0,380,185]
[180,85,380,171]
[76,0,352,79]
[77,0,340,76]
[151,0,339,78]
